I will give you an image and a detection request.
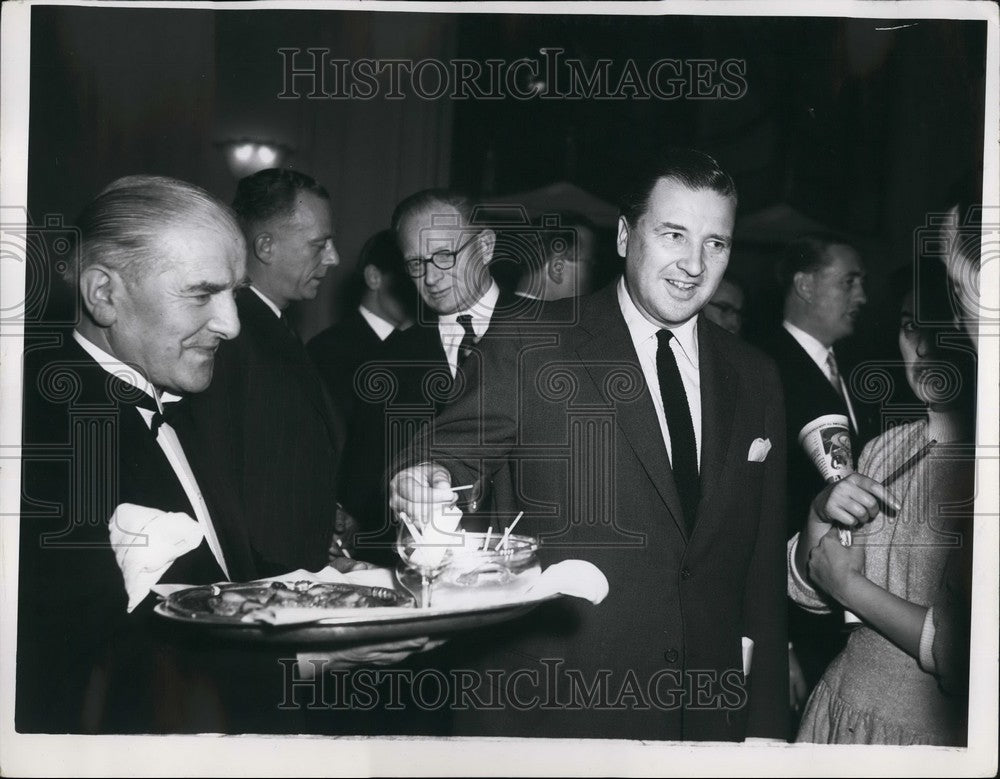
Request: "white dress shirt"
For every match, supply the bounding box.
[617,278,702,468]
[782,320,858,432]
[250,285,282,318]
[359,305,396,342]
[73,331,230,578]
[438,280,501,378]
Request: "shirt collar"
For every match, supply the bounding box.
[250,285,283,318]
[358,305,396,341]
[438,280,501,339]
[783,319,834,366]
[73,330,180,411]
[616,277,699,366]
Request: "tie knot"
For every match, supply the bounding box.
[457,314,475,337]
[826,350,839,375]
[656,329,674,346]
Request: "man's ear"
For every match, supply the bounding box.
[253,233,273,264]
[792,270,813,303]
[79,264,122,327]
[363,264,382,291]
[546,258,564,285]
[616,216,629,259]
[475,228,496,264]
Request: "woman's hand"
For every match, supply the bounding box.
[807,526,866,607]
[810,473,900,530]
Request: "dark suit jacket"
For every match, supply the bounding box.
[182,289,344,575]
[347,289,539,558]
[306,307,394,419]
[16,333,256,733]
[407,283,789,741]
[759,326,861,535]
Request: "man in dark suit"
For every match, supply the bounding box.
[758,233,869,720]
[512,211,599,302]
[17,175,254,733]
[390,150,789,741]
[307,229,415,416]
[306,230,414,544]
[351,189,542,558]
[184,168,350,573]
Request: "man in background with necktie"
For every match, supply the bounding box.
[758,232,870,730]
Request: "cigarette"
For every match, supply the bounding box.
[498,511,525,550]
[450,484,475,492]
[333,537,353,559]
[482,526,493,551]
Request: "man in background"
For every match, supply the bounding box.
[513,211,599,301]
[183,168,349,573]
[704,271,746,336]
[308,229,415,545]
[758,232,870,724]
[308,228,414,415]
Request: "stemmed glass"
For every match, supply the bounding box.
[394,512,458,608]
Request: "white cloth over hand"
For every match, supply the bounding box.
[109,502,205,613]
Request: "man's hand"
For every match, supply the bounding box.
[807,526,866,607]
[328,505,360,565]
[296,637,447,678]
[389,462,456,526]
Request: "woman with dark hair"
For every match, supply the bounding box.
[787,258,975,745]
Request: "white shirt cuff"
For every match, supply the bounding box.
[786,534,831,614]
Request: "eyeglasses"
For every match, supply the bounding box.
[706,301,743,318]
[404,233,480,278]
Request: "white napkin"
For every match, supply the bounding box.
[407,504,464,569]
[109,503,204,612]
[747,437,772,462]
[524,560,609,605]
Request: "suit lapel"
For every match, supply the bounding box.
[694,320,739,529]
[574,287,688,542]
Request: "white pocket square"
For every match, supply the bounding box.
[747,438,772,462]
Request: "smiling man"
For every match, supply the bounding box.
[389,150,789,741]
[182,168,350,575]
[17,175,257,732]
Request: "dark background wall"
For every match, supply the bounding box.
[25,6,987,343]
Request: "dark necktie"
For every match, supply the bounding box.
[457,314,476,366]
[656,330,700,532]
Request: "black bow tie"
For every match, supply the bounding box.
[132,394,186,436]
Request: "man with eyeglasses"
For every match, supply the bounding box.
[392,188,510,385]
[704,272,745,336]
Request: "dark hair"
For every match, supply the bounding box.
[70,174,243,284]
[618,148,737,225]
[775,232,861,296]
[359,228,405,275]
[391,188,473,232]
[231,168,330,235]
